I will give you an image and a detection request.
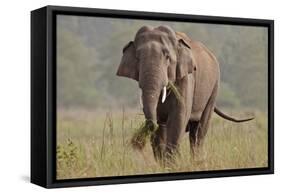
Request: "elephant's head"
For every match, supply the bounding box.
[117,25,196,124]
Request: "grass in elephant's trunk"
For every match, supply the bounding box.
[131,119,158,150]
[167,81,183,104]
[131,81,183,150]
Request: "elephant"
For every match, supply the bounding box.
[116,25,254,162]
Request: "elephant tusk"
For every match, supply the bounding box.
[161,86,167,103]
[139,90,143,108]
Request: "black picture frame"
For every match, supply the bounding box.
[31,5,274,188]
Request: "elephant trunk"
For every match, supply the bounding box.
[138,56,168,132]
[131,88,160,150]
[141,89,160,123]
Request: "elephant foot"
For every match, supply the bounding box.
[190,146,207,165]
[151,136,165,162]
[150,124,167,162]
[163,143,180,164]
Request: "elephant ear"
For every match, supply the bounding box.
[176,38,196,79]
[116,41,139,81]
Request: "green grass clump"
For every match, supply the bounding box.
[131,119,158,150]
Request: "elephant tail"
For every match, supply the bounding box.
[214,107,254,122]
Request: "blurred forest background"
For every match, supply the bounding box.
[57,15,268,111]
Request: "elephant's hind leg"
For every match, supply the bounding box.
[189,83,218,162]
[189,121,200,157]
[189,110,212,162]
[151,124,167,162]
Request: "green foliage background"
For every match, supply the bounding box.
[57,15,268,111]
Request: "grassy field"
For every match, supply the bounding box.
[56,108,268,179]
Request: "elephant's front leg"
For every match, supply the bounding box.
[151,123,167,162]
[165,105,189,160]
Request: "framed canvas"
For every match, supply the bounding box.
[31,5,274,188]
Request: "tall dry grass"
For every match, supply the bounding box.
[56,108,268,179]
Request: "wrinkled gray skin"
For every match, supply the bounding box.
[117,25,252,162]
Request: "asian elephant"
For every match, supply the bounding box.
[116,25,253,162]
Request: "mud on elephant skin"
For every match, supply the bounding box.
[116,25,254,163]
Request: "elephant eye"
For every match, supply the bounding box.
[164,54,170,62]
[162,49,170,61]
